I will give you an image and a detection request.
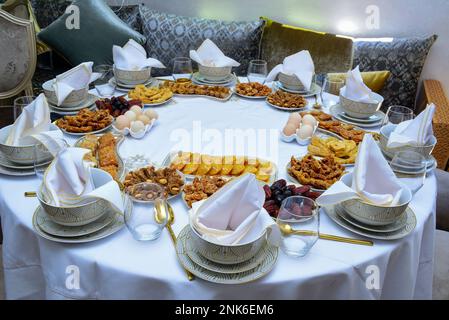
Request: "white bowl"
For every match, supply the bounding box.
[113,65,152,86]
[189,225,267,265]
[42,80,88,108]
[379,124,437,159]
[339,92,384,119]
[278,72,307,91]
[0,124,60,165]
[198,65,232,81]
[37,168,117,226]
[339,173,412,226]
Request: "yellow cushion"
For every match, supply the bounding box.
[328,71,391,93]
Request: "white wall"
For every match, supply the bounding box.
[110,0,449,96]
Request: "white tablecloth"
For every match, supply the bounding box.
[0,89,436,300]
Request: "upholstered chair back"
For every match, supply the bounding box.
[0,9,36,99]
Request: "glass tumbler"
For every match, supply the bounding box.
[172,57,193,82]
[382,105,415,126]
[247,59,268,83]
[321,77,344,108]
[125,183,169,241]
[277,196,320,258]
[93,65,115,97]
[390,151,427,195]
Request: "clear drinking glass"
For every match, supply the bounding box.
[14,96,35,119]
[382,105,415,126]
[321,77,344,108]
[125,183,169,241]
[277,196,320,258]
[93,65,116,97]
[172,57,193,82]
[390,151,427,194]
[33,139,69,181]
[247,59,268,83]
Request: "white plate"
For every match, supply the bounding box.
[176,226,278,284]
[266,99,308,112]
[0,152,51,170]
[275,82,322,97]
[184,229,275,274]
[32,205,126,244]
[193,72,235,84]
[56,119,114,136]
[110,77,153,89]
[172,91,233,102]
[324,205,417,241]
[36,207,116,238]
[50,105,96,116]
[0,165,35,176]
[48,94,99,112]
[336,204,408,233]
[329,105,384,128]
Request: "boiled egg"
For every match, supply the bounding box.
[115,115,131,130]
[144,109,159,120]
[130,120,145,133]
[302,114,317,127]
[130,105,143,115]
[283,123,297,136]
[124,110,137,121]
[137,115,151,125]
[297,124,314,140]
[288,113,302,128]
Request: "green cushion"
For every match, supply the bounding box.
[38,0,146,66]
[260,17,354,74]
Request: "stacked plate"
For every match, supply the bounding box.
[325,204,417,240]
[329,104,385,128]
[176,226,278,284]
[192,72,236,87]
[109,77,153,93]
[48,93,98,116]
[274,81,321,98]
[0,152,50,177]
[32,206,125,243]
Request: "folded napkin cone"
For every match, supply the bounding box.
[44,147,124,212]
[190,174,279,245]
[189,38,240,68]
[5,94,64,152]
[113,39,165,71]
[387,103,435,148]
[53,62,101,106]
[265,50,315,91]
[316,134,403,207]
[340,66,375,103]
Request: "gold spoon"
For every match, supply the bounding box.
[278,223,373,246]
[155,202,195,281]
[25,192,37,197]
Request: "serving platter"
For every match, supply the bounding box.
[74,133,126,180]
[171,91,233,102]
[161,150,278,184]
[285,162,328,193]
[232,89,271,100]
[324,204,416,241]
[56,119,114,136]
[266,99,308,112]
[176,226,278,284]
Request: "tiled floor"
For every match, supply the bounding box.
[0,235,448,300]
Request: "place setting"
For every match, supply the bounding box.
[0,94,68,177]
[326,67,385,128]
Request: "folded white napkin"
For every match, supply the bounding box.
[387,104,435,148]
[265,50,315,91]
[53,62,100,106]
[5,94,64,153]
[43,147,124,212]
[113,39,165,71]
[189,38,240,68]
[189,174,280,245]
[316,135,403,206]
[340,66,374,103]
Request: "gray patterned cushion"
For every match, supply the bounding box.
[353,35,437,110]
[30,0,142,32]
[139,7,265,76]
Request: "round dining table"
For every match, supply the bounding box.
[0,83,436,300]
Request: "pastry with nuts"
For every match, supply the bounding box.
[235,82,272,97]
[183,176,230,208]
[267,90,307,110]
[123,165,184,198]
